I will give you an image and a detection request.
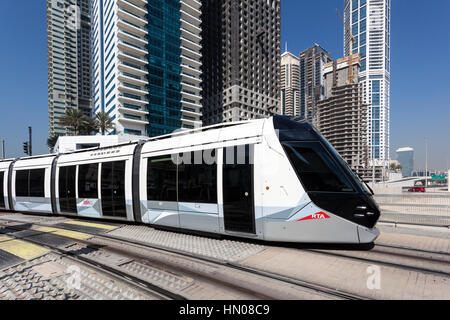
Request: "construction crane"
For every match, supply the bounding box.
[336,8,356,84]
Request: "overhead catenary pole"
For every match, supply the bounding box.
[28,126,32,157]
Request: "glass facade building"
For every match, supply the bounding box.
[344,0,390,165]
[147,0,183,137]
[90,0,202,137]
[396,147,414,178]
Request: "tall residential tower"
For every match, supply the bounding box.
[201,0,281,126]
[299,44,333,125]
[280,51,300,116]
[344,0,391,166]
[91,0,203,137]
[47,0,92,137]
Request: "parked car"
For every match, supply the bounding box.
[408,187,426,193]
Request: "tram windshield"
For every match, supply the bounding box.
[282,141,355,193]
[319,138,373,195]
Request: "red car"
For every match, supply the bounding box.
[408,187,426,193]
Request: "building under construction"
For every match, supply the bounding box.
[316,54,371,178]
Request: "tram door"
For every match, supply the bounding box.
[101,161,127,218]
[59,166,77,214]
[222,145,255,234]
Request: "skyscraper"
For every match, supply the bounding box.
[47,0,92,137]
[344,0,391,167]
[91,0,202,137]
[299,44,333,124]
[396,147,414,177]
[201,0,281,126]
[280,51,300,116]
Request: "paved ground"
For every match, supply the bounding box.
[0,212,448,300]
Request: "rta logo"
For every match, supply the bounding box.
[297,212,331,222]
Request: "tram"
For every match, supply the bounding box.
[0,116,380,243]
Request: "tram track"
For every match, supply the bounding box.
[92,231,367,300]
[4,214,449,300]
[302,244,450,278]
[374,242,450,257]
[0,217,367,300]
[0,223,185,300]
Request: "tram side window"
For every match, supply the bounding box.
[15,170,29,197]
[147,156,177,202]
[282,142,355,193]
[78,163,99,199]
[178,150,217,204]
[0,172,5,208]
[29,169,45,197]
[15,169,45,198]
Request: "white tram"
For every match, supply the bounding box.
[0,116,380,243]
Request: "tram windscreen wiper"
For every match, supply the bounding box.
[364,180,375,196]
[354,170,374,196]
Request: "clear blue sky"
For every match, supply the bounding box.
[0,0,449,170]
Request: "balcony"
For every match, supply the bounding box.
[117,0,147,17]
[181,35,201,52]
[181,63,201,74]
[118,40,148,57]
[180,8,201,28]
[181,82,201,94]
[118,30,148,47]
[182,90,201,101]
[117,8,147,26]
[117,19,147,37]
[181,117,202,126]
[181,108,202,118]
[118,83,148,96]
[181,54,201,68]
[118,51,148,66]
[118,104,149,116]
[118,94,149,106]
[181,72,201,85]
[180,16,201,35]
[118,72,148,86]
[182,99,202,109]
[118,114,149,126]
[125,0,148,6]
[181,45,202,59]
[118,62,149,75]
